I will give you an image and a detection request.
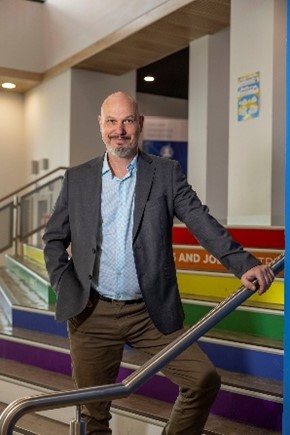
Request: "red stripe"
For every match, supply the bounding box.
[172,226,285,249]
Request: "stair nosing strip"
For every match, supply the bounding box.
[0,333,69,354]
[13,305,54,316]
[7,256,49,286]
[199,336,284,354]
[177,269,284,282]
[221,383,283,403]
[182,297,284,315]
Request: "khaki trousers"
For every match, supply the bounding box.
[68,298,221,435]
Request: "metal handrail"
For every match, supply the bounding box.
[0,167,68,203]
[0,253,285,434]
[0,167,68,255]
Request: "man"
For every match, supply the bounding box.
[43,91,275,434]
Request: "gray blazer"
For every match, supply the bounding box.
[43,150,259,334]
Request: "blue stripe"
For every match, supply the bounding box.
[199,340,283,380]
[13,308,67,337]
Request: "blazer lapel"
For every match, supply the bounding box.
[85,155,104,237]
[133,151,155,241]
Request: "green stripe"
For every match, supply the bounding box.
[7,257,56,305]
[183,301,284,341]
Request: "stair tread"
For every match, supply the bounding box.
[0,402,69,435]
[0,265,283,350]
[202,329,283,350]
[0,360,280,435]
[181,292,284,311]
[0,325,283,398]
[0,326,69,349]
[122,348,282,396]
[7,255,284,313]
[13,255,49,282]
[0,267,49,310]
[0,311,283,397]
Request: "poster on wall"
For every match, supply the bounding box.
[237,72,260,122]
[142,116,188,175]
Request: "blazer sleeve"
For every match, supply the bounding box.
[171,161,260,278]
[42,171,74,291]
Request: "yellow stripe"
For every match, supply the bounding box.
[23,244,45,265]
[177,272,284,305]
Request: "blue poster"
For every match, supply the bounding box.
[237,72,260,121]
[143,140,188,175]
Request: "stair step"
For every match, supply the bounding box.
[22,245,45,267]
[172,224,285,250]
[0,360,280,435]
[178,270,284,305]
[0,325,283,432]
[0,401,69,435]
[183,296,284,340]
[0,251,283,432]
[1,261,284,343]
[5,256,55,305]
[0,266,48,310]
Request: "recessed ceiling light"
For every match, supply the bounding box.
[1,82,16,90]
[144,76,155,82]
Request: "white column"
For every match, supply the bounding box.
[188,29,230,223]
[227,0,285,226]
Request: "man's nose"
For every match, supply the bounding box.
[115,122,126,133]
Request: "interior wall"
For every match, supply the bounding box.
[187,28,230,223]
[206,28,230,223]
[0,92,27,198]
[271,0,286,225]
[70,69,137,167]
[137,93,188,118]
[24,70,72,175]
[0,0,44,71]
[0,0,188,73]
[228,0,282,225]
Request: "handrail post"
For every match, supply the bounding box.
[13,194,19,257]
[69,405,86,435]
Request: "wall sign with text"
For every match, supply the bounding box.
[237,72,260,122]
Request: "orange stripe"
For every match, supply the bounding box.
[174,246,284,277]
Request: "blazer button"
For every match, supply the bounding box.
[88,274,92,280]
[92,248,96,254]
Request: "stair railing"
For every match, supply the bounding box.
[0,167,67,255]
[0,253,285,434]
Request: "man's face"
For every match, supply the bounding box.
[98,94,144,159]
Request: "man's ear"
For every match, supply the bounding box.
[98,115,102,130]
[139,115,145,131]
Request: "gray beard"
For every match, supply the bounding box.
[106,144,136,158]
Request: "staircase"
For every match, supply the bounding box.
[0,224,284,434]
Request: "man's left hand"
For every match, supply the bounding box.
[241,264,275,295]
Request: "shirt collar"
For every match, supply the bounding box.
[102,152,138,176]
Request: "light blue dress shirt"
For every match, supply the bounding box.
[92,153,142,300]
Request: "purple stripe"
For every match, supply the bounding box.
[117,367,178,402]
[117,367,282,432]
[0,338,282,432]
[0,338,71,376]
[211,389,282,432]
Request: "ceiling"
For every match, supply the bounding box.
[136,46,189,99]
[0,0,230,96]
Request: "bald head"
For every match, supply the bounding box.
[98,91,144,160]
[100,92,140,118]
